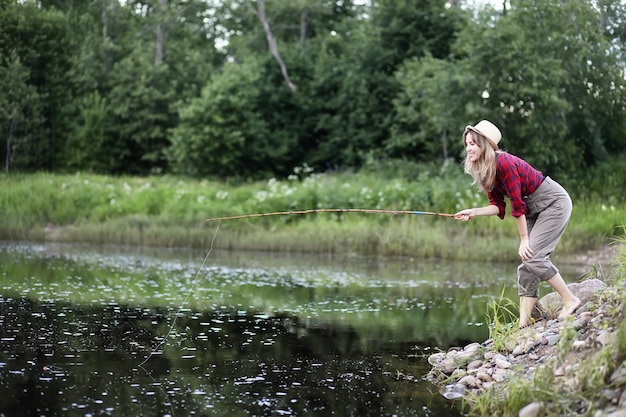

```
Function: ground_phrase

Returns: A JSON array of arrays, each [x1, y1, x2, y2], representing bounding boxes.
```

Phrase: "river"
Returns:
[[0, 241, 582, 416]]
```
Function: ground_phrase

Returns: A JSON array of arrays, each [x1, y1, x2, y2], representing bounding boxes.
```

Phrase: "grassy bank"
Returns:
[[467, 237, 626, 416], [2, 161, 625, 261]]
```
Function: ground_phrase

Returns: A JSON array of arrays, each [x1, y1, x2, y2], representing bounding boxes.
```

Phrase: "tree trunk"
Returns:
[[6, 119, 15, 173], [155, 0, 167, 66], [102, 0, 107, 40], [300, 10, 308, 43], [256, 0, 297, 92]]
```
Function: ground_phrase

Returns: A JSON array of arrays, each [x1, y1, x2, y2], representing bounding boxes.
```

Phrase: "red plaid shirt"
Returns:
[[488, 153, 545, 219]]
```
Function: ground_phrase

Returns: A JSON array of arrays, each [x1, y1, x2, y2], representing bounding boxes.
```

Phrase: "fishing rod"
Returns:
[[205, 208, 455, 222]]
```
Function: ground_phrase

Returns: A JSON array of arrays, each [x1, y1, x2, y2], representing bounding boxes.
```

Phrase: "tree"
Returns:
[[392, 0, 626, 176], [63, 0, 224, 174], [0, 1, 74, 171], [302, 0, 462, 169], [168, 57, 277, 178], [0, 51, 42, 172]]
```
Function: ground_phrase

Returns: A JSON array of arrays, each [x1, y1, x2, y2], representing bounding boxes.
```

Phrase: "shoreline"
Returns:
[[424, 243, 626, 416]]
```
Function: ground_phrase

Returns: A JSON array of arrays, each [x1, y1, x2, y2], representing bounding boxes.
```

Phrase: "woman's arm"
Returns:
[[454, 204, 500, 221], [515, 214, 533, 261]]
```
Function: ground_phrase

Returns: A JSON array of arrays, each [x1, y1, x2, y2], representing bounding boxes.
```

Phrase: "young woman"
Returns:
[[454, 120, 581, 328]]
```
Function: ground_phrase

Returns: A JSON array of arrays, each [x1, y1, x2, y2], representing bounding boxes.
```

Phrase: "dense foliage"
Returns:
[[1, 0, 625, 180]]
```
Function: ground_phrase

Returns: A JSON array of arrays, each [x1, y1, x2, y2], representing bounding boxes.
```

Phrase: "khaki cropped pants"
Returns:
[[517, 177, 572, 297]]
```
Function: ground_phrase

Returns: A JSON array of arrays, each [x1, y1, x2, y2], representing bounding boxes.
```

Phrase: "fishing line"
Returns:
[[375, 214, 397, 244], [134, 221, 221, 416], [138, 220, 221, 368]]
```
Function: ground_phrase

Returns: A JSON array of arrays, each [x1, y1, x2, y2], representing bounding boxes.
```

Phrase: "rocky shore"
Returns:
[[426, 278, 626, 417]]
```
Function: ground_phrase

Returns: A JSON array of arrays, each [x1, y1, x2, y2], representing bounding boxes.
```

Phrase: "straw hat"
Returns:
[[464, 120, 502, 150]]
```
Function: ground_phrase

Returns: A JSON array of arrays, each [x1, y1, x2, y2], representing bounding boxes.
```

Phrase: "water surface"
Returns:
[[0, 242, 580, 416]]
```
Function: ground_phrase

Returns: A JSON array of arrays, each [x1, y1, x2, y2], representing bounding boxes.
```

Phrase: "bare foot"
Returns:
[[558, 297, 581, 320]]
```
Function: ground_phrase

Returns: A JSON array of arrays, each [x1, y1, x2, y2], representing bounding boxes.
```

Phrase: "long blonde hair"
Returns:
[[462, 129, 500, 192]]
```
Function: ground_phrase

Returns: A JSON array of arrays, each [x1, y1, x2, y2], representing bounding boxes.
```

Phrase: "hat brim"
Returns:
[[464, 125, 499, 150]]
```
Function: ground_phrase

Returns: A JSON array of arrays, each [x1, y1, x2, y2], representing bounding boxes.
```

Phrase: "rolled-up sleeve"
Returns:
[[487, 190, 506, 219]]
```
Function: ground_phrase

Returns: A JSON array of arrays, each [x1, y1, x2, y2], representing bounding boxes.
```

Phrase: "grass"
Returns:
[[1, 158, 625, 261], [485, 287, 520, 352]]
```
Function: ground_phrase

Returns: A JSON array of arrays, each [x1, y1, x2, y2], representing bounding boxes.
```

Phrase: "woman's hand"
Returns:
[[454, 208, 475, 221], [519, 236, 533, 261]]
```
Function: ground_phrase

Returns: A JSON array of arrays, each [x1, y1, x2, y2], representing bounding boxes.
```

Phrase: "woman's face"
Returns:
[[464, 132, 483, 162]]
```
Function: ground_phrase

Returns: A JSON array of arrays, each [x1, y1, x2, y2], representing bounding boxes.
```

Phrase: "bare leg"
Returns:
[[546, 273, 581, 319], [519, 296, 538, 328]]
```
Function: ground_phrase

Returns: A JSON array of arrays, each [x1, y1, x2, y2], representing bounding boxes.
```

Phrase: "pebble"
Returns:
[[495, 357, 512, 369], [519, 402, 544, 417]]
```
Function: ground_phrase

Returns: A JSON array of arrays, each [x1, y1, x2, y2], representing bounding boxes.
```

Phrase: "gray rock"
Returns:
[[476, 371, 493, 382], [545, 334, 561, 346], [518, 401, 545, 417], [439, 358, 459, 374], [464, 342, 482, 352], [610, 365, 626, 385], [458, 375, 478, 388], [442, 383, 466, 400], [428, 352, 446, 366], [597, 331, 615, 347], [495, 357, 512, 369], [451, 368, 466, 379], [455, 348, 483, 365], [539, 279, 606, 315], [606, 408, 626, 417], [512, 344, 525, 356]]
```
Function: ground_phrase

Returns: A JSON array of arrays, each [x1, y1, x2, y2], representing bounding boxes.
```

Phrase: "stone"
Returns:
[[442, 383, 466, 400], [512, 344, 525, 356], [451, 368, 466, 379], [464, 342, 482, 352], [597, 331, 615, 347], [467, 360, 483, 371], [554, 366, 565, 377], [604, 389, 623, 402], [539, 279, 606, 315], [573, 313, 592, 330], [545, 334, 561, 346], [476, 371, 493, 382], [606, 408, 626, 417], [493, 368, 507, 382], [439, 358, 459, 374], [484, 351, 498, 360], [523, 339, 539, 353], [610, 365, 626, 385], [428, 352, 446, 366], [458, 375, 478, 388], [518, 401, 545, 417], [455, 348, 483, 365], [495, 357, 512, 369]]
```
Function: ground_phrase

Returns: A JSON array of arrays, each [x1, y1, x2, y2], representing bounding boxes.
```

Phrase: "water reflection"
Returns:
[[0, 242, 580, 416]]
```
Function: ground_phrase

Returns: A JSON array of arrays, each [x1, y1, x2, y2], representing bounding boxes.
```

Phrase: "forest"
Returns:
[[2, 0, 626, 181]]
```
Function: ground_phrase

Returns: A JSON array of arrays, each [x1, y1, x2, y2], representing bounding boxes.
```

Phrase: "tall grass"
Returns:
[[1, 160, 624, 259], [485, 287, 520, 352]]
